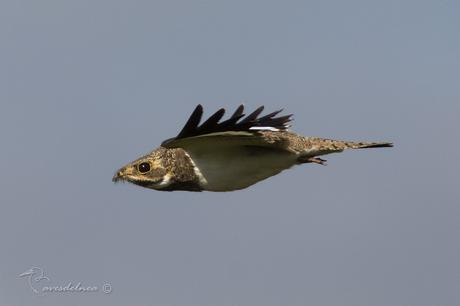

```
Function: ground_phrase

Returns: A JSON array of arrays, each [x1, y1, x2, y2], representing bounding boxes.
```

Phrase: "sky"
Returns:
[[1, 0, 459, 305]]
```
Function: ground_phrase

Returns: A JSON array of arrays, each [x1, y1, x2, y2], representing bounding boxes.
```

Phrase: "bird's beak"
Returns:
[[112, 170, 123, 183], [113, 166, 131, 183], [112, 165, 137, 183]]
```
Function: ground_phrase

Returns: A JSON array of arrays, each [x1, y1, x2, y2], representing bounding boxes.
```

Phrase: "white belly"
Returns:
[[188, 147, 297, 191]]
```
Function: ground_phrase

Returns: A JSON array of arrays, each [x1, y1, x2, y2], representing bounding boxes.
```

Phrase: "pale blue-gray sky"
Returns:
[[1, 0, 459, 305]]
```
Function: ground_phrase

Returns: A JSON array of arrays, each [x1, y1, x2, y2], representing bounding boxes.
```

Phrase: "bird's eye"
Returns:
[[138, 162, 151, 173]]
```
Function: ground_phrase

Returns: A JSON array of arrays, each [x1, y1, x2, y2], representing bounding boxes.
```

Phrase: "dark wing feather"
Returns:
[[162, 104, 292, 146], [196, 108, 225, 135], [215, 104, 245, 130], [257, 109, 284, 121], [175, 104, 203, 139], [230, 104, 245, 119], [240, 106, 264, 124]]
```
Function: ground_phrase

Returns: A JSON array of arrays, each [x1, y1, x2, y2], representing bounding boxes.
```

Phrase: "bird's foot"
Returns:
[[306, 157, 327, 166]]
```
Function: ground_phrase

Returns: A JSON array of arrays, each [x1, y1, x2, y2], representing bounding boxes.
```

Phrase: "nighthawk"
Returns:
[[112, 105, 392, 192]]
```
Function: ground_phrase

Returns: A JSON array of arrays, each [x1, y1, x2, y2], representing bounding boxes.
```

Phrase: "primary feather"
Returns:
[[162, 104, 292, 146]]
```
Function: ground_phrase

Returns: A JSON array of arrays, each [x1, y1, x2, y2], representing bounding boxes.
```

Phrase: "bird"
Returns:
[[112, 105, 392, 192]]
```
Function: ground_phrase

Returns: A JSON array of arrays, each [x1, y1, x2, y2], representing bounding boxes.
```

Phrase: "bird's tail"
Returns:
[[307, 137, 392, 151], [297, 137, 393, 164], [337, 140, 394, 149]]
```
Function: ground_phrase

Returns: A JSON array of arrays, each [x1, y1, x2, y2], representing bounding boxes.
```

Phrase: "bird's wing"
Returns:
[[161, 105, 293, 151]]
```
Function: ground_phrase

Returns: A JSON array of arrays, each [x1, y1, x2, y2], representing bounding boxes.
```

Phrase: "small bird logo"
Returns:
[[113, 105, 392, 192], [19, 267, 50, 294]]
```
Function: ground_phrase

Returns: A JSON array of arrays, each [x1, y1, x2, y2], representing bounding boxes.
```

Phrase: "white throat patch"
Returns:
[[158, 173, 172, 187], [183, 151, 208, 187]]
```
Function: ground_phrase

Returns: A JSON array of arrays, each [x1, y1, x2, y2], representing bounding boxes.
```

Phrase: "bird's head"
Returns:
[[112, 147, 170, 190]]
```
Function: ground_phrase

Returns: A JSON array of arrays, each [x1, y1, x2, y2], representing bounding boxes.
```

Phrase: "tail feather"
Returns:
[[348, 141, 393, 149], [298, 137, 393, 161]]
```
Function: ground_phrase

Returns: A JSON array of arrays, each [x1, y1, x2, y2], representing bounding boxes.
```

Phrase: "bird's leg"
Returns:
[[308, 157, 327, 165], [298, 156, 327, 165]]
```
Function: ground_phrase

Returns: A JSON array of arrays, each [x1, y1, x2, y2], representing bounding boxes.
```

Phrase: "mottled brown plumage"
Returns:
[[113, 105, 392, 192]]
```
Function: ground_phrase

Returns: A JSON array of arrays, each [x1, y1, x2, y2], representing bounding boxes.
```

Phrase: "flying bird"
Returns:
[[112, 105, 392, 192]]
